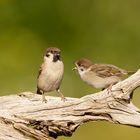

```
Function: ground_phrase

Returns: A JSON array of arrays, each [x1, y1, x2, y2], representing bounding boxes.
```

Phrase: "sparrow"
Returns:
[[73, 58, 135, 92], [36, 47, 65, 103]]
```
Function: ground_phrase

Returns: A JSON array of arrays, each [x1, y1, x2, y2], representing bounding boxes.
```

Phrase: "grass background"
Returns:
[[0, 0, 140, 140]]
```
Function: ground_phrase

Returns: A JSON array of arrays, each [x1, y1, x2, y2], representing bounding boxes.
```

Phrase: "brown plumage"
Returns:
[[45, 47, 61, 54], [91, 64, 134, 78], [36, 47, 65, 102], [75, 58, 93, 69], [74, 58, 135, 90]]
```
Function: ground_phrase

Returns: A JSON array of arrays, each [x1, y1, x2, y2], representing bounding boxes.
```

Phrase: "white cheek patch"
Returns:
[[78, 67, 86, 75], [48, 53, 53, 59], [44, 53, 54, 62]]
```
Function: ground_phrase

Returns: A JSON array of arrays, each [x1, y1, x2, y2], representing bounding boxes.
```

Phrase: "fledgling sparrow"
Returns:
[[36, 47, 65, 103], [73, 58, 135, 91]]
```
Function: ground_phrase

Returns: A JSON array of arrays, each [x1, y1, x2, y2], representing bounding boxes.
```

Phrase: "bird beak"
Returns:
[[72, 67, 77, 71]]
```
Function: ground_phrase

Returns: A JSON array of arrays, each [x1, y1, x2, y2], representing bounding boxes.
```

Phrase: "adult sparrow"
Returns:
[[73, 58, 135, 91], [36, 47, 65, 103]]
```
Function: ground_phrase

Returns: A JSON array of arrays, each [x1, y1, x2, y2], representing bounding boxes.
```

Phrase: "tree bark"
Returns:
[[1, 70, 140, 140]]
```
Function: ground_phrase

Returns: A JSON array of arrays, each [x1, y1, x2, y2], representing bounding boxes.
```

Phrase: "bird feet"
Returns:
[[106, 84, 124, 94], [57, 89, 66, 102], [61, 96, 67, 102], [42, 94, 47, 103], [42, 98, 47, 103]]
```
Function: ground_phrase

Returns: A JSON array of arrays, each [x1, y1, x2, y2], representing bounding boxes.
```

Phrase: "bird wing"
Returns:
[[36, 63, 45, 94], [37, 63, 44, 79], [91, 64, 127, 78]]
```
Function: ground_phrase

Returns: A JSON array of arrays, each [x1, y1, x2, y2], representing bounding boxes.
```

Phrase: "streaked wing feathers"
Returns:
[[37, 63, 44, 79], [91, 64, 127, 78]]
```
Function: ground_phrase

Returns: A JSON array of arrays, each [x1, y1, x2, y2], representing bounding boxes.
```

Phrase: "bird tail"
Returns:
[[127, 70, 136, 75], [36, 87, 42, 94]]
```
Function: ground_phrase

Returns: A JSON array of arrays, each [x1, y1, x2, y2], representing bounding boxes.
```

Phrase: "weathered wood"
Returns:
[[0, 70, 140, 140]]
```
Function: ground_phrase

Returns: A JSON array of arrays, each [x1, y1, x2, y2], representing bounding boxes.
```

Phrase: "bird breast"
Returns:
[[38, 60, 64, 92]]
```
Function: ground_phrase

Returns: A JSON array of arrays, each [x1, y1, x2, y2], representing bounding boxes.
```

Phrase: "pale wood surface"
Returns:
[[0, 70, 140, 140]]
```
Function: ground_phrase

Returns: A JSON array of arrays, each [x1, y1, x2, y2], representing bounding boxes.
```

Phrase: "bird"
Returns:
[[73, 58, 135, 92], [36, 47, 65, 103]]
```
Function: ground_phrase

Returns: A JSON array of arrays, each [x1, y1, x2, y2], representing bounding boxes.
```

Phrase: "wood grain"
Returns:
[[0, 70, 140, 140]]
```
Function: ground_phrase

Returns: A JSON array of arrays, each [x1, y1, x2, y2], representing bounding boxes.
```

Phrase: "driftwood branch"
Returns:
[[1, 70, 140, 140]]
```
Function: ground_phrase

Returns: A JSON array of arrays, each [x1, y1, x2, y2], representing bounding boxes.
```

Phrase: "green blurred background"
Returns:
[[1, 0, 140, 139]]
